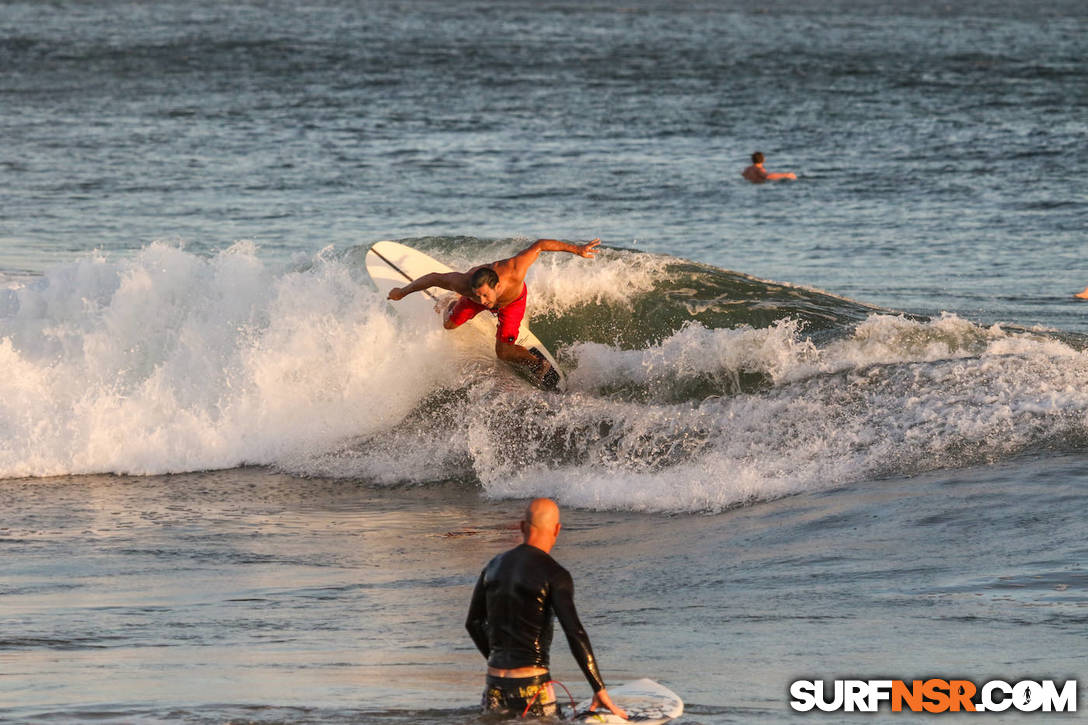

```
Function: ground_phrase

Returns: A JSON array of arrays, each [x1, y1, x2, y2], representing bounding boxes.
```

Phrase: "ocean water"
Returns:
[[1, 0, 1086, 723]]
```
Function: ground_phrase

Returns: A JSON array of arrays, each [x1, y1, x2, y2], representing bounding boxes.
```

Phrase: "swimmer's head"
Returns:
[[751, 151, 764, 164]]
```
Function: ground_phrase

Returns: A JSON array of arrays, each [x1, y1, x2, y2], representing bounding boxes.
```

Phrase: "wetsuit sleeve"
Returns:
[[551, 569, 606, 692], [465, 569, 490, 659]]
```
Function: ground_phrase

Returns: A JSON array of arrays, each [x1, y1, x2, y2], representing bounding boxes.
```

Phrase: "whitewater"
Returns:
[[3, 240, 1087, 515]]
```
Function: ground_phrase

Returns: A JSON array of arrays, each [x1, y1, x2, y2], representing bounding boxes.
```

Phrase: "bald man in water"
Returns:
[[465, 498, 627, 719]]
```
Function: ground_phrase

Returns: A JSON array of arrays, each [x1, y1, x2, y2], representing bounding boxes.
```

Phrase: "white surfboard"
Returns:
[[365, 240, 564, 391], [571, 679, 683, 724]]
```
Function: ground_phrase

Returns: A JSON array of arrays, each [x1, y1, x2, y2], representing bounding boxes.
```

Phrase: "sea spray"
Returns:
[[300, 310, 1088, 512], [0, 243, 456, 477]]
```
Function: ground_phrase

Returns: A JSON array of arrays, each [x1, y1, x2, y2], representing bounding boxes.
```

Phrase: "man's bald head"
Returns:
[[524, 498, 559, 528], [521, 498, 561, 552]]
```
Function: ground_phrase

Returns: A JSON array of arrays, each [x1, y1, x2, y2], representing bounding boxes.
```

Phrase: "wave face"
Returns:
[[3, 239, 1087, 511]]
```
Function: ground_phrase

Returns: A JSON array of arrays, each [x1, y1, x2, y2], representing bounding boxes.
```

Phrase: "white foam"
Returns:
[[0, 242, 456, 478], [566, 318, 813, 396], [566, 312, 1083, 398], [526, 246, 673, 315], [466, 313, 1088, 511], [5, 243, 1088, 514]]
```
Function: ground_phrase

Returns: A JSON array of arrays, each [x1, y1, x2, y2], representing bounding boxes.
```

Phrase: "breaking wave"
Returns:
[[3, 238, 1087, 512]]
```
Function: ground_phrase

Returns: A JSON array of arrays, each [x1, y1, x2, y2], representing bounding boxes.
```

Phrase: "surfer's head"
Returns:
[[470, 267, 500, 307], [751, 151, 764, 165]]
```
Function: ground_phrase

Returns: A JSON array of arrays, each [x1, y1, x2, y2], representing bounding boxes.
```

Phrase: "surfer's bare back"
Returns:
[[387, 238, 600, 383]]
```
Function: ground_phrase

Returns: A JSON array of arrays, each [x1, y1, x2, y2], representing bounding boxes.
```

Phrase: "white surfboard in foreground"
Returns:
[[571, 678, 683, 724]]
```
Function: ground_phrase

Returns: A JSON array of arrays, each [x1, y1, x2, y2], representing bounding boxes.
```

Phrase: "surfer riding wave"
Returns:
[[386, 238, 600, 385]]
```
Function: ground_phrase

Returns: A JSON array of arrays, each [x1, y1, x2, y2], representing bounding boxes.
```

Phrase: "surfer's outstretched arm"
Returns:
[[388, 271, 466, 300], [532, 238, 600, 258], [504, 238, 600, 275]]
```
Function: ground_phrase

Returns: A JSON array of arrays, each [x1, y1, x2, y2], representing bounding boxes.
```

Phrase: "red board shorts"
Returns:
[[447, 283, 528, 344]]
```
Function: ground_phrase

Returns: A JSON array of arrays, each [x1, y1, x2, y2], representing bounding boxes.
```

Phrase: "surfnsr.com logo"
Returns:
[[789, 679, 1078, 713]]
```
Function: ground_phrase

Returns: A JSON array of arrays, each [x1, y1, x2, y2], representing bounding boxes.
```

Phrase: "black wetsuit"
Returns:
[[465, 543, 605, 695]]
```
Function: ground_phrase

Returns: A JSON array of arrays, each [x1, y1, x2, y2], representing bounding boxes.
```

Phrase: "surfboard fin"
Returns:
[[528, 348, 561, 391]]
